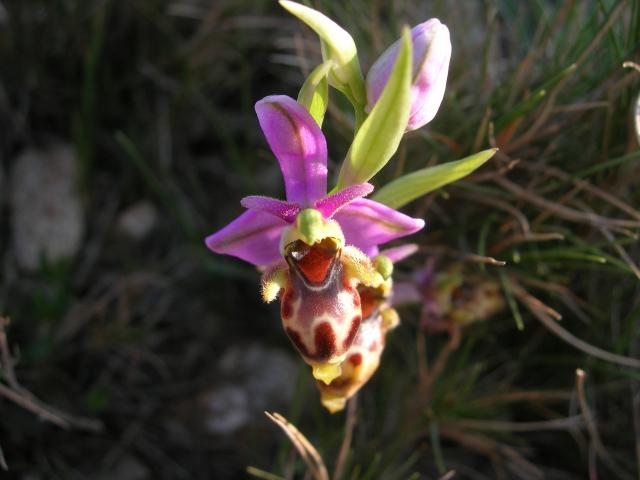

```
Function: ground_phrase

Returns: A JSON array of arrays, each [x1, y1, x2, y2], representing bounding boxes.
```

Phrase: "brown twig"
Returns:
[[0, 316, 103, 433], [332, 395, 357, 480], [265, 412, 329, 480], [511, 284, 640, 369], [419, 325, 461, 403], [495, 177, 640, 230]]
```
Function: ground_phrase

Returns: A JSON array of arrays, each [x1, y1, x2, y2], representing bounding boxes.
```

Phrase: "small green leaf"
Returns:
[[372, 148, 498, 208], [335, 27, 413, 190], [297, 61, 332, 127], [280, 1, 365, 106]]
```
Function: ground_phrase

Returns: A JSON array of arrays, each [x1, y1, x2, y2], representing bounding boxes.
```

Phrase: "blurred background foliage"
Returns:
[[0, 0, 639, 479]]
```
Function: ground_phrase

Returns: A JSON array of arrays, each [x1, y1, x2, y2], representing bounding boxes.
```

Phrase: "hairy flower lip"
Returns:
[[358, 284, 386, 319]]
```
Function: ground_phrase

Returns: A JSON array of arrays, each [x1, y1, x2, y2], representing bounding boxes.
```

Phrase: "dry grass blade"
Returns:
[[511, 283, 640, 369], [332, 396, 357, 480], [265, 412, 329, 480], [462, 254, 506, 266], [472, 106, 492, 152], [455, 190, 530, 234], [0, 317, 19, 389], [489, 232, 564, 256], [0, 317, 103, 432], [420, 246, 505, 266], [623, 61, 640, 74], [503, 1, 626, 153], [632, 386, 640, 479], [552, 101, 610, 113], [246, 466, 286, 480], [440, 426, 543, 480], [494, 177, 640, 230], [472, 390, 572, 406], [56, 273, 167, 343], [447, 415, 584, 432], [514, 286, 563, 321], [620, 62, 640, 147], [575, 370, 634, 480], [596, 225, 640, 280], [516, 276, 592, 320], [418, 326, 461, 404], [438, 470, 456, 480], [467, 158, 520, 183], [0, 377, 103, 433], [0, 443, 7, 471], [518, 161, 640, 221], [0, 383, 70, 429]]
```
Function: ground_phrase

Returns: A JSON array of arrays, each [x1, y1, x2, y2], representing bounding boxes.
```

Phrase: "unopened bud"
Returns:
[[366, 19, 451, 131]]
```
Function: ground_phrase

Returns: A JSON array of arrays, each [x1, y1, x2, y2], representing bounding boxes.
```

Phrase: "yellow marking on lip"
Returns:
[[312, 363, 342, 385]]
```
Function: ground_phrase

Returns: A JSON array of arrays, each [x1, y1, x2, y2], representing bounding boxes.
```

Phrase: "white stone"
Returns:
[[10, 145, 84, 270], [219, 343, 297, 411], [203, 386, 251, 435], [97, 455, 149, 480], [201, 344, 298, 435], [116, 201, 158, 240]]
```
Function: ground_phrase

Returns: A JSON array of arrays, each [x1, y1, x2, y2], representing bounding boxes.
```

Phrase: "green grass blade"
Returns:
[[335, 27, 413, 190], [298, 61, 332, 127], [499, 270, 524, 331], [372, 149, 497, 208]]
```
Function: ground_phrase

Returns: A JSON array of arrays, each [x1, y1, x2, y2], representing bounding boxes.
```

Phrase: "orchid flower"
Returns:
[[419, 265, 505, 332], [205, 3, 495, 395], [392, 260, 505, 333], [205, 96, 424, 383], [316, 245, 418, 412]]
